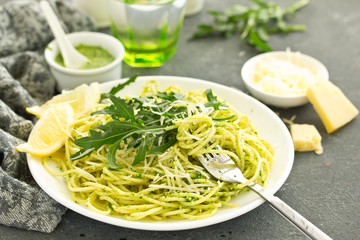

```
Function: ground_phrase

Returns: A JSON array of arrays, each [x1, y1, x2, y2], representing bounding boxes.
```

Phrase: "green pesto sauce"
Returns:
[[55, 44, 115, 69]]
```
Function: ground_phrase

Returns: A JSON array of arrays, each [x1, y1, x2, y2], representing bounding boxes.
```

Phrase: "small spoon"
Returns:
[[40, 0, 88, 69]]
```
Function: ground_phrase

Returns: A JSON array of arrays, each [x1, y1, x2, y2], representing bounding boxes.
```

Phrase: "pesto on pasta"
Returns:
[[43, 80, 274, 221]]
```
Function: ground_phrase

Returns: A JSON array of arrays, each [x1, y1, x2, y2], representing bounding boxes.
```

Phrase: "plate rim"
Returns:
[[27, 75, 294, 231]]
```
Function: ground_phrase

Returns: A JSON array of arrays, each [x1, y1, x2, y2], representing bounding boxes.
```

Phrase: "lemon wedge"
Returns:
[[26, 82, 100, 118], [16, 104, 74, 156]]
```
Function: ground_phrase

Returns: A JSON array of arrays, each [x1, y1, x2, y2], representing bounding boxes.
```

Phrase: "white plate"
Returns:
[[27, 76, 294, 231]]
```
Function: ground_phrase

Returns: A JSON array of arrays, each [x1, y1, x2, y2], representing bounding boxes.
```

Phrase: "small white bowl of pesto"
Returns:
[[45, 31, 125, 91]]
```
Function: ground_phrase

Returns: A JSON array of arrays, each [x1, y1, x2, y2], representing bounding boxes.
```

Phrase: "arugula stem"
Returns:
[[192, 0, 309, 52], [284, 0, 310, 15], [267, 24, 307, 33]]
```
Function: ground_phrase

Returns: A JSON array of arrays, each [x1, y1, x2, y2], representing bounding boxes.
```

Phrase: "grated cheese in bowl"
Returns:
[[253, 50, 320, 96], [241, 49, 329, 108]]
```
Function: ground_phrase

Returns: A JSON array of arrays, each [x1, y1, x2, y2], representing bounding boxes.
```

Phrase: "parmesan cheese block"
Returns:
[[307, 80, 358, 133], [290, 124, 323, 154]]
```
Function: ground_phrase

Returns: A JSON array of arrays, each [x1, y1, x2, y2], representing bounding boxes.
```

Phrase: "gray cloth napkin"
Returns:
[[0, 0, 96, 233]]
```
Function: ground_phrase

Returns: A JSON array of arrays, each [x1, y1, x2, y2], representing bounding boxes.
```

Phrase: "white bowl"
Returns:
[[241, 51, 329, 108], [185, 0, 205, 16], [45, 31, 125, 91]]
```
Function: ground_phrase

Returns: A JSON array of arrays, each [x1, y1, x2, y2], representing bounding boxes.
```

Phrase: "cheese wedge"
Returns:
[[290, 124, 323, 154], [307, 80, 358, 133]]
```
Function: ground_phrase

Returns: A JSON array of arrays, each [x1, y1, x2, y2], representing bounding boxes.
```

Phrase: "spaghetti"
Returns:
[[44, 80, 274, 221]]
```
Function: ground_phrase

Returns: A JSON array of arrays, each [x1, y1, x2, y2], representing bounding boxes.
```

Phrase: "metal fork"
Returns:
[[197, 148, 332, 240]]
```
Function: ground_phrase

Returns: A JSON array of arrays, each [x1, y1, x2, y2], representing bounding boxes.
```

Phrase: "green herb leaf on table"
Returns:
[[192, 0, 309, 52]]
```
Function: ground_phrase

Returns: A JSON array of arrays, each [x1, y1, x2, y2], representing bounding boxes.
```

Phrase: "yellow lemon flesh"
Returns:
[[26, 82, 100, 118], [16, 104, 74, 156]]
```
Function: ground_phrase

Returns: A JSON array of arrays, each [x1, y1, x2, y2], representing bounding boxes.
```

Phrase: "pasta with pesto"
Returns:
[[43, 80, 274, 221]]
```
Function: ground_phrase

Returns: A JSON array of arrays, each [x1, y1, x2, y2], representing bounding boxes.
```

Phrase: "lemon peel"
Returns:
[[26, 82, 100, 118], [16, 104, 74, 156]]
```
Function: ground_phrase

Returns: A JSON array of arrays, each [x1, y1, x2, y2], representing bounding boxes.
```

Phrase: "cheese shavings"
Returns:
[[252, 50, 319, 96]]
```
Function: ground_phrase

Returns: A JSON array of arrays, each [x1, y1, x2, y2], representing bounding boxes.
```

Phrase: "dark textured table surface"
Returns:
[[1, 0, 359, 239]]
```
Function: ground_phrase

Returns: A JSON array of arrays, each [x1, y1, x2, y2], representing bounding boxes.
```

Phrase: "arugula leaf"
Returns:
[[248, 29, 272, 52], [70, 147, 96, 161], [204, 89, 228, 110], [100, 74, 138, 101], [285, 0, 310, 16], [155, 91, 185, 101], [71, 87, 236, 168], [127, 136, 142, 149], [212, 115, 235, 121], [110, 74, 138, 95], [71, 120, 143, 160], [107, 139, 124, 169], [150, 137, 177, 155], [109, 95, 136, 121], [70, 91, 188, 168], [191, 0, 309, 52], [132, 134, 154, 166]]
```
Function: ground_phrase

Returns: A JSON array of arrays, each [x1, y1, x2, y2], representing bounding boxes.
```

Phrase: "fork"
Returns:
[[197, 148, 333, 240]]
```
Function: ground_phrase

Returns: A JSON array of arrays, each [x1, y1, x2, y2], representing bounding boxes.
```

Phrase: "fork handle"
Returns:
[[249, 183, 333, 240]]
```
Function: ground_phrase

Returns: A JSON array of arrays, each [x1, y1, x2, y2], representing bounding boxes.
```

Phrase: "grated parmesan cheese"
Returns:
[[252, 49, 320, 96]]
